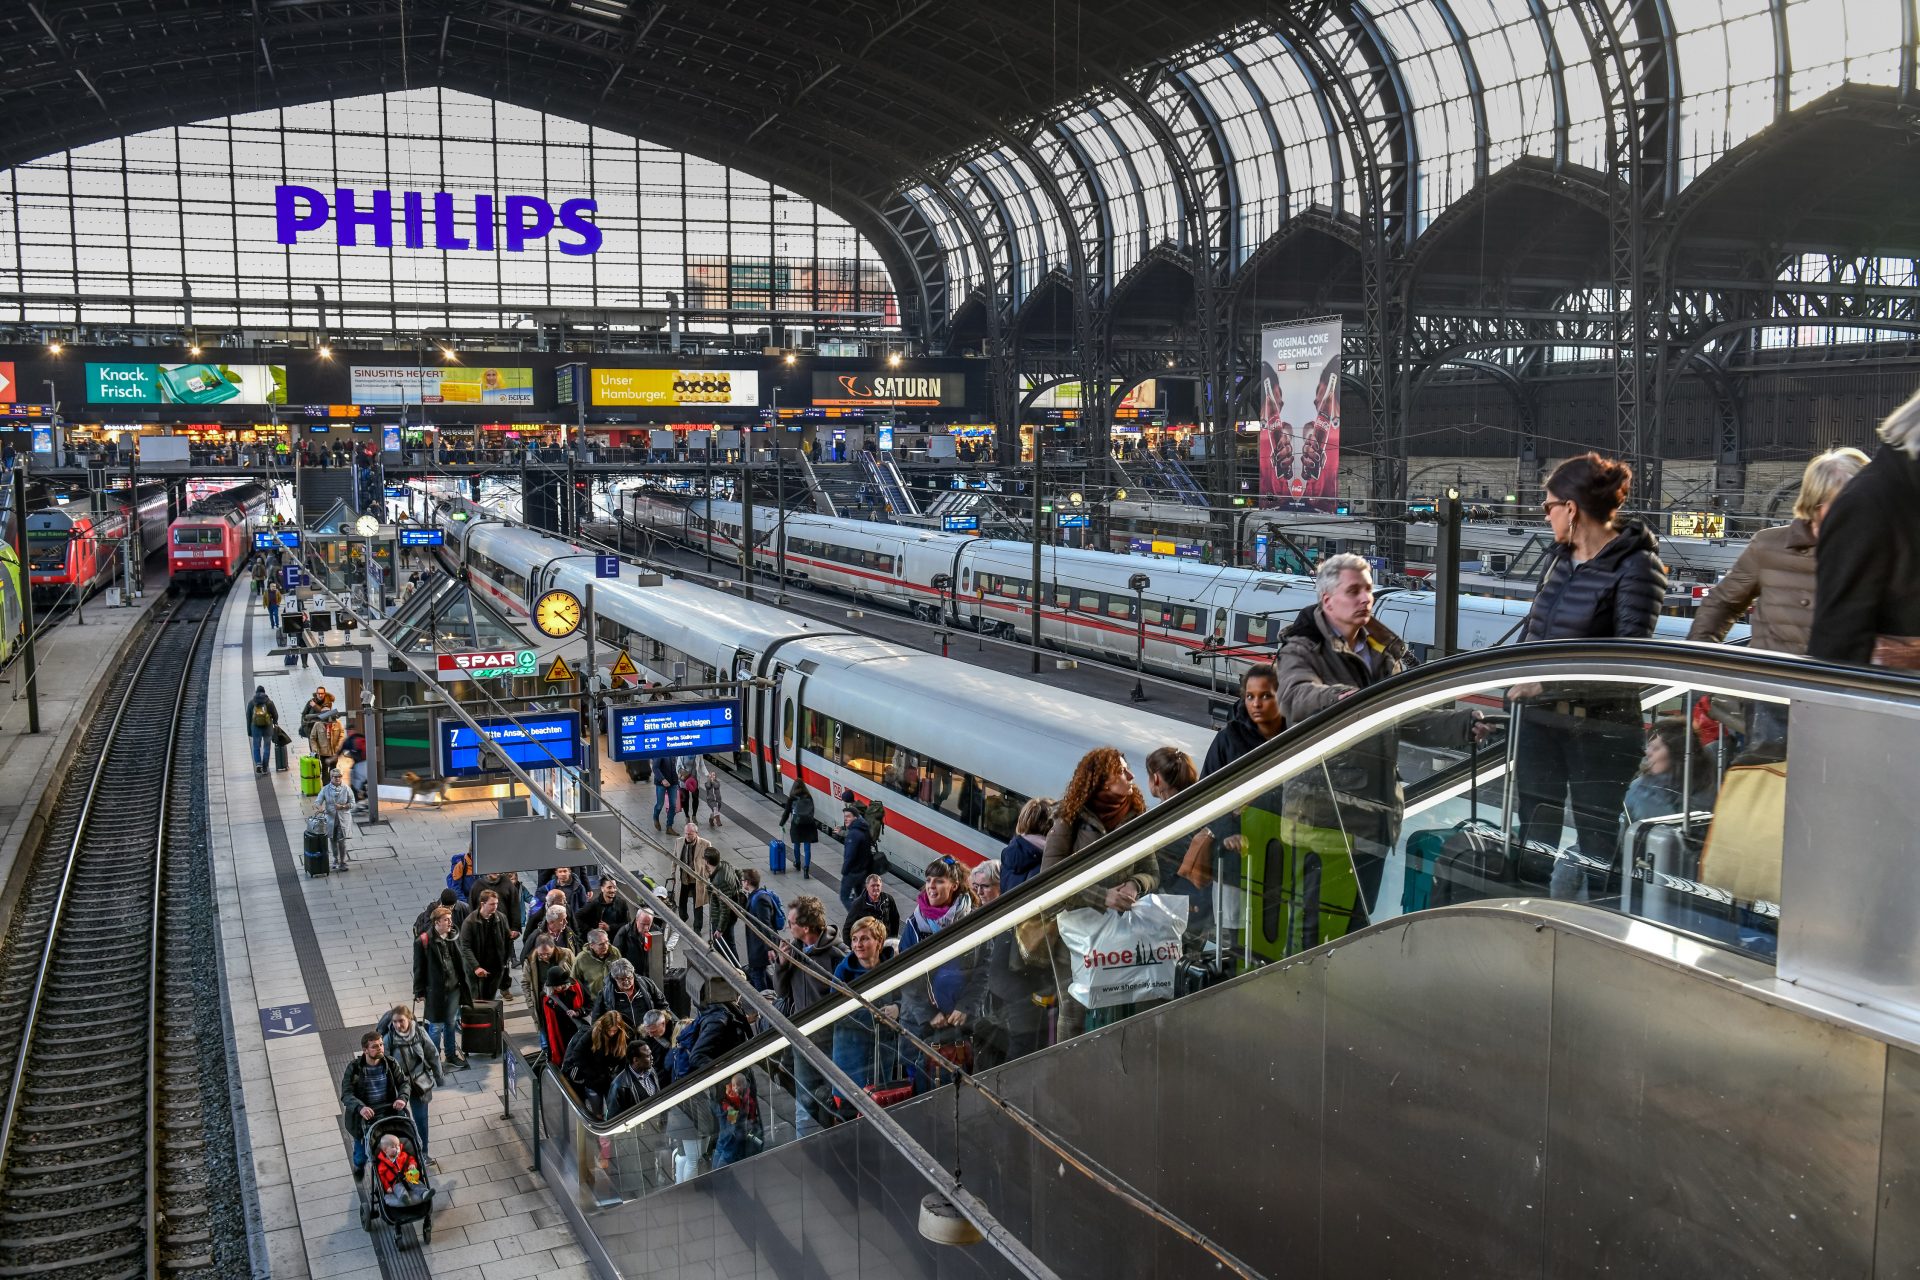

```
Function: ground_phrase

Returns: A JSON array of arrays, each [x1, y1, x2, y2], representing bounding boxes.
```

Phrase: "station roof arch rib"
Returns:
[[1228, 210, 1368, 322], [1105, 249, 1198, 342], [1407, 157, 1613, 312], [1668, 85, 1920, 266]]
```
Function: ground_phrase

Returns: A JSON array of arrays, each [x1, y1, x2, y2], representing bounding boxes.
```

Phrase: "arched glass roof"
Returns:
[[907, 0, 1913, 305]]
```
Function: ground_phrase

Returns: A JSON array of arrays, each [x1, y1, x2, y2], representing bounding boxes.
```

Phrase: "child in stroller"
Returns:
[[359, 1113, 435, 1245]]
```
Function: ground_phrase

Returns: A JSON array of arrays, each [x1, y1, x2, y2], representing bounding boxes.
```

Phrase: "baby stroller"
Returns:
[[358, 1112, 435, 1246]]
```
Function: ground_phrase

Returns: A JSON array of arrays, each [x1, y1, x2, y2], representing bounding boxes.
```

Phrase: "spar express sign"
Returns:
[[437, 649, 538, 679], [275, 186, 602, 256]]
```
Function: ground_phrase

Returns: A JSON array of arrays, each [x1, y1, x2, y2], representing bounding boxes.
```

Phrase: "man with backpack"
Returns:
[[702, 848, 745, 965], [836, 802, 877, 910], [246, 686, 279, 775], [740, 869, 785, 990], [664, 976, 755, 1082]]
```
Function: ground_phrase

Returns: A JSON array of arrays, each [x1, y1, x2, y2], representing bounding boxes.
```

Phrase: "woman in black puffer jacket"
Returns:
[[1513, 453, 1669, 900]]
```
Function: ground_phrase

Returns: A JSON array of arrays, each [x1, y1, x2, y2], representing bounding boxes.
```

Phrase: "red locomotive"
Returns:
[[167, 482, 274, 593], [26, 484, 170, 607]]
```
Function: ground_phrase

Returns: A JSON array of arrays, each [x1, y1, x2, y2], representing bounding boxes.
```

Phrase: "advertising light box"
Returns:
[[87, 362, 287, 405], [438, 711, 581, 777], [349, 366, 535, 406], [590, 369, 760, 408], [608, 700, 741, 762], [812, 371, 966, 407]]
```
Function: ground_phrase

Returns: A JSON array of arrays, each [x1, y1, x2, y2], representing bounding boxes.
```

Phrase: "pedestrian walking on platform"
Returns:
[[246, 686, 279, 775], [340, 1031, 410, 1179], [457, 887, 514, 1003], [316, 767, 355, 871], [701, 758, 723, 829], [413, 905, 470, 1067], [382, 1003, 446, 1158], [263, 579, 283, 631], [250, 557, 266, 599]]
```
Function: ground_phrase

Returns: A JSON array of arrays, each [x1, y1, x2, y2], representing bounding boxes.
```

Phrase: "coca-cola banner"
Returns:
[[1257, 318, 1341, 509]]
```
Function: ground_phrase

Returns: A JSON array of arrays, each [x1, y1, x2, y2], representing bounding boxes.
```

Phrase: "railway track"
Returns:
[[0, 594, 232, 1279]]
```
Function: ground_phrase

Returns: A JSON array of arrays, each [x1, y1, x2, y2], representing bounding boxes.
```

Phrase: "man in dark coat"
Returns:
[[843, 874, 901, 939], [457, 888, 515, 1002], [577, 876, 632, 938], [1811, 426, 1920, 666], [1269, 554, 1477, 938], [836, 807, 876, 909], [591, 958, 668, 1033], [339, 1031, 411, 1177], [413, 904, 473, 1066]]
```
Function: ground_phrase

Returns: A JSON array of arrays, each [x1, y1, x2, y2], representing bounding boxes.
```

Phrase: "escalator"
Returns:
[[531, 642, 1920, 1278]]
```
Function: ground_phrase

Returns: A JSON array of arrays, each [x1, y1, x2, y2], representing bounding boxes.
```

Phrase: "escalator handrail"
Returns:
[[563, 639, 1920, 1138]]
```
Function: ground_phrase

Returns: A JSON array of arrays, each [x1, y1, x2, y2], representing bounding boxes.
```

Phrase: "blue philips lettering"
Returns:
[[275, 184, 330, 244], [401, 191, 426, 249], [333, 187, 394, 247], [504, 195, 555, 252], [430, 192, 471, 250], [555, 199, 602, 256], [267, 185, 600, 254]]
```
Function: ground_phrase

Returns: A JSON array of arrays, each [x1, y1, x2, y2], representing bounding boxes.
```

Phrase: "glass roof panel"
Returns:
[[1784, 0, 1906, 108]]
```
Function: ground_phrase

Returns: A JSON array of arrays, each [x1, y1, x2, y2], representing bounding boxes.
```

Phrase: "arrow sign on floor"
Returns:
[[258, 1003, 316, 1038]]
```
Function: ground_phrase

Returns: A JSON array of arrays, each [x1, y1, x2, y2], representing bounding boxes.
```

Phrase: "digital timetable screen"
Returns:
[[438, 712, 581, 777], [608, 700, 741, 761]]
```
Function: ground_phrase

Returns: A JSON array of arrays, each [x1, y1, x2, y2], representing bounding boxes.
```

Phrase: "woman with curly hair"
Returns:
[[1038, 747, 1158, 1039]]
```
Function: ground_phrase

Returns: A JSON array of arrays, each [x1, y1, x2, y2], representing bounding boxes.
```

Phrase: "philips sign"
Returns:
[[274, 186, 602, 256]]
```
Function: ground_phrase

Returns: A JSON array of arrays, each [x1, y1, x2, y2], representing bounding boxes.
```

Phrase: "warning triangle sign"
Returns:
[[607, 650, 639, 682], [542, 654, 576, 683]]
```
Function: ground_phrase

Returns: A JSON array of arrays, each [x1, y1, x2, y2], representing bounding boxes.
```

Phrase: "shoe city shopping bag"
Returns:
[[1055, 894, 1188, 1010]]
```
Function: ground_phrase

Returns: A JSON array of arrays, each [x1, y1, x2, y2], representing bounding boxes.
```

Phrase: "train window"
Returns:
[[1236, 614, 1273, 645], [172, 527, 222, 545], [1172, 606, 1202, 633], [1211, 608, 1228, 641], [781, 700, 794, 750], [960, 569, 971, 591], [1075, 589, 1101, 614], [1105, 595, 1134, 621], [980, 782, 1022, 842]]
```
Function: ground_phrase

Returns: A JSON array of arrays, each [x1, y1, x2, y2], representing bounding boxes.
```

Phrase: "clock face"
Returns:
[[534, 589, 582, 638]]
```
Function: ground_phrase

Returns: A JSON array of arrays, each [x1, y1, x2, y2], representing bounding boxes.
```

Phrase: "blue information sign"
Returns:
[[256, 530, 301, 549], [595, 554, 620, 579], [384, 485, 410, 499], [1056, 513, 1089, 529], [398, 528, 444, 547], [281, 564, 305, 590], [608, 701, 741, 762], [941, 515, 980, 532], [438, 712, 582, 778]]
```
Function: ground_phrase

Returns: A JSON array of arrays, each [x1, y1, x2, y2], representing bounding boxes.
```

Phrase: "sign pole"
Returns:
[[12, 463, 40, 734], [582, 582, 598, 814], [361, 644, 383, 827]]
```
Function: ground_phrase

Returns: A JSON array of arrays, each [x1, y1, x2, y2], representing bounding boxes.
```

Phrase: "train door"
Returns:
[[735, 647, 772, 792], [778, 672, 812, 799]]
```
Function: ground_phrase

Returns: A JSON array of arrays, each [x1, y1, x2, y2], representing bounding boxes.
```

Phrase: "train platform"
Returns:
[[0, 583, 168, 928], [203, 583, 876, 1280]]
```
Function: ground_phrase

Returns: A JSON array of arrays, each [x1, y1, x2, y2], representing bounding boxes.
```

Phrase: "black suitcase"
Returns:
[[460, 998, 504, 1058], [664, 970, 691, 1019], [302, 829, 329, 878]]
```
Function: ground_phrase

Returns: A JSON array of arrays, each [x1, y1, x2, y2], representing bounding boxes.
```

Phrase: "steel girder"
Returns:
[[1567, 0, 1679, 502]]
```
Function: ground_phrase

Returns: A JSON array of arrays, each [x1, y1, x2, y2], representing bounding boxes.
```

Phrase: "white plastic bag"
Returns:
[[1055, 894, 1187, 1009]]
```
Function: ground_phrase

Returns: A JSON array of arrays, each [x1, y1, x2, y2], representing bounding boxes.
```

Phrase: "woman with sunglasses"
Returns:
[[1511, 452, 1669, 901]]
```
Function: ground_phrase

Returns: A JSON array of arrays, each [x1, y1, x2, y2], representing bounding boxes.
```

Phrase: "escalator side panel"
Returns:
[[1322, 913, 1554, 1278], [1878, 1046, 1920, 1273], [1544, 928, 1885, 1279]]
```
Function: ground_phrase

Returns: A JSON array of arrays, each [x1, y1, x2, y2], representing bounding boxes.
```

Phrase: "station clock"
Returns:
[[533, 588, 583, 639]]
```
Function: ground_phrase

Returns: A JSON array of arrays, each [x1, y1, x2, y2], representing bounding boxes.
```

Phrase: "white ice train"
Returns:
[[442, 507, 1213, 869], [624, 495, 1739, 687]]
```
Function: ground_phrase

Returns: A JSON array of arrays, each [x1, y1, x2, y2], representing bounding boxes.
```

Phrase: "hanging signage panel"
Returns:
[[437, 711, 582, 777], [87, 362, 287, 405], [607, 701, 742, 762], [436, 649, 538, 679], [348, 366, 535, 406], [589, 369, 760, 407], [1257, 318, 1342, 511], [811, 372, 965, 407]]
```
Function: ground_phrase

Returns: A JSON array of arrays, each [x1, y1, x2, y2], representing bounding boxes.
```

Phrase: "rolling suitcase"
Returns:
[[302, 827, 330, 877], [768, 839, 786, 874], [299, 755, 322, 797], [664, 969, 691, 1018], [459, 998, 504, 1058], [274, 735, 290, 773]]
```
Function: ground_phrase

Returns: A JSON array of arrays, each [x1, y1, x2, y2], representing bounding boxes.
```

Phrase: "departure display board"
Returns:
[[608, 701, 741, 761], [438, 711, 581, 777]]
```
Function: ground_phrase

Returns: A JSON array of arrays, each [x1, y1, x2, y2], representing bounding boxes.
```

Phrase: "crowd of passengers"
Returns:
[[341, 396, 1920, 1175]]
